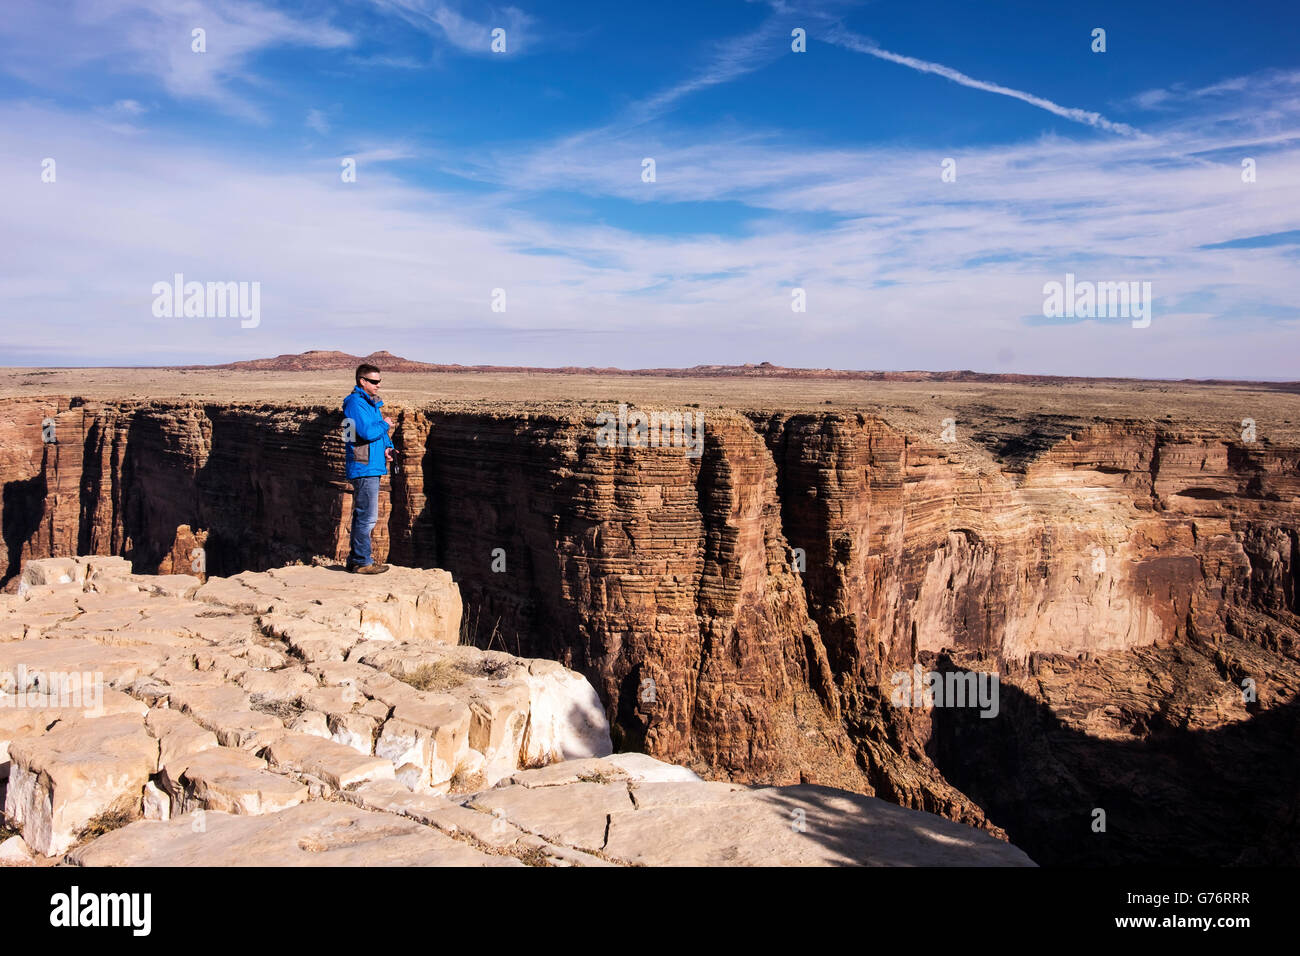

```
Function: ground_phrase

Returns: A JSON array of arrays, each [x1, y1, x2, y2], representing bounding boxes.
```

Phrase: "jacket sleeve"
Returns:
[[343, 394, 390, 443]]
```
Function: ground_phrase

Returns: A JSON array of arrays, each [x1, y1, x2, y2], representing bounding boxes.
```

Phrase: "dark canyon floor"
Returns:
[[3, 366, 1299, 865]]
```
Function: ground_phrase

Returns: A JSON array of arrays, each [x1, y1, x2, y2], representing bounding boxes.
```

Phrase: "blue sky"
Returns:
[[0, 0, 1298, 376]]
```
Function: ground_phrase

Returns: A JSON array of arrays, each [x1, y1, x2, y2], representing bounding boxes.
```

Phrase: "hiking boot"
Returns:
[[353, 563, 389, 574]]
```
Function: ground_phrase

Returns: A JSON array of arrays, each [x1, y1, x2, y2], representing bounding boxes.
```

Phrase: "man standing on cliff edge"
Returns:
[[342, 363, 394, 574]]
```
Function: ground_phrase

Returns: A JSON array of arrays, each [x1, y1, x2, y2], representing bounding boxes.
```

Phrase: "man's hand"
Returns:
[[383, 416, 393, 427], [385, 447, 393, 463]]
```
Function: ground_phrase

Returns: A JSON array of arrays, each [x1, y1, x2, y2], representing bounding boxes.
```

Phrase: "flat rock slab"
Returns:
[[264, 733, 394, 789], [603, 784, 1036, 866], [66, 801, 521, 866], [344, 779, 527, 849], [459, 772, 1034, 866], [0, 639, 168, 689], [175, 747, 308, 815], [195, 565, 461, 645], [468, 782, 635, 851], [504, 756, 631, 788]]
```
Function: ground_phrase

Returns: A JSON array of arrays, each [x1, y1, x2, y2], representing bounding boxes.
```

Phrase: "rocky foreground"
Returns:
[[0, 558, 1030, 866]]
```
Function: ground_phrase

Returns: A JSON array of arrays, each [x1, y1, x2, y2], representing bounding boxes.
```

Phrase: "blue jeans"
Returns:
[[349, 476, 380, 567]]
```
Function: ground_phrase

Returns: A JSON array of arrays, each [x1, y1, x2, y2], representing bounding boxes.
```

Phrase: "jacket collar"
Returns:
[[351, 384, 382, 407]]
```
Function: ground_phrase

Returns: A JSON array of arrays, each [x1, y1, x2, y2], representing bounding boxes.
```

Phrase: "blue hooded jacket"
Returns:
[[342, 385, 394, 479]]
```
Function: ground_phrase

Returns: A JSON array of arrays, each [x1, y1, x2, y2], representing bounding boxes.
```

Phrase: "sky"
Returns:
[[0, 0, 1297, 377]]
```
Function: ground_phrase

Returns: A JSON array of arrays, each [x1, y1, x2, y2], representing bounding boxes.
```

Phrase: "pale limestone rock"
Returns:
[[263, 733, 394, 789], [456, 678, 531, 785], [164, 683, 284, 749], [142, 780, 171, 821], [1, 691, 149, 781], [260, 614, 360, 663], [343, 779, 527, 848], [81, 556, 134, 578], [0, 834, 35, 866], [625, 780, 748, 809], [374, 717, 430, 775], [520, 659, 613, 764], [197, 565, 462, 645], [20, 558, 84, 589], [390, 696, 472, 788], [394, 763, 427, 791], [175, 747, 308, 815], [4, 712, 157, 856], [289, 711, 331, 739], [300, 685, 365, 717], [468, 781, 634, 850], [66, 801, 522, 867], [601, 784, 1034, 866], [237, 668, 318, 706], [232, 643, 288, 670], [504, 756, 630, 789], [138, 575, 203, 599], [0, 638, 167, 690], [602, 752, 702, 783], [149, 660, 228, 688], [144, 707, 219, 774], [328, 712, 377, 755]]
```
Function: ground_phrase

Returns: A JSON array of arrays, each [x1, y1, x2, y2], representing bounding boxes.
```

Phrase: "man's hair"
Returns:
[[356, 363, 380, 385]]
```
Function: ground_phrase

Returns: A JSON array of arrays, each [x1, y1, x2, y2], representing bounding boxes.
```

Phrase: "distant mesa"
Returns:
[[177, 350, 1300, 390]]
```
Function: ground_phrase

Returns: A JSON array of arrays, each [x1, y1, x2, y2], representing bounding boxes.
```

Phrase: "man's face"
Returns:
[[359, 372, 382, 398]]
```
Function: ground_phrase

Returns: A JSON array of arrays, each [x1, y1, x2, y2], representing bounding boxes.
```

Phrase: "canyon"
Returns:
[[2, 372, 1298, 865]]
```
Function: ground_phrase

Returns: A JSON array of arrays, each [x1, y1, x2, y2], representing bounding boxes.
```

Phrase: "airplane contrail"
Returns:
[[829, 28, 1141, 137]]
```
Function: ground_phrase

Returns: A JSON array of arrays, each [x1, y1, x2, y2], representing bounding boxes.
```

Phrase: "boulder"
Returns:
[[4, 712, 157, 856]]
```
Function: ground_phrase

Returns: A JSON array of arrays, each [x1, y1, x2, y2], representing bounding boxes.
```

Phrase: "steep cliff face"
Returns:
[[3, 397, 1298, 862], [752, 414, 1300, 861]]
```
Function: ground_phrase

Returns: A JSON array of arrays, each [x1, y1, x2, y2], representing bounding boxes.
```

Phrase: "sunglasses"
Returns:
[[363, 378, 382, 385]]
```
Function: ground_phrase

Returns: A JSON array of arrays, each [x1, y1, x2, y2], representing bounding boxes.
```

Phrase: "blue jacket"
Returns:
[[342, 386, 394, 479]]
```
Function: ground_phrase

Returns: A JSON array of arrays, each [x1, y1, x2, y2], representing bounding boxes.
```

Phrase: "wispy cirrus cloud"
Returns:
[[2, 65, 1298, 377], [365, 0, 537, 55], [0, 0, 352, 120], [305, 108, 330, 135]]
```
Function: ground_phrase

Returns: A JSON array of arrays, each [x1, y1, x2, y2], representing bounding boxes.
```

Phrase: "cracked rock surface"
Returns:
[[2, 558, 1031, 866]]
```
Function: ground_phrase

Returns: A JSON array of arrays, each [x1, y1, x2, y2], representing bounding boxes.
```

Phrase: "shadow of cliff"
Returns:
[[920, 655, 1300, 866], [413, 413, 589, 665], [120, 407, 346, 575], [2, 473, 46, 586], [751, 783, 1030, 866]]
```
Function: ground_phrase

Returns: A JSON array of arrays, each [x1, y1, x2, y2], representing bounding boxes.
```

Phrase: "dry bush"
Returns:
[[398, 659, 465, 693]]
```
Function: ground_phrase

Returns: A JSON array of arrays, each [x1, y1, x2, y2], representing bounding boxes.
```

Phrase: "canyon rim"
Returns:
[[3, 362, 1297, 867]]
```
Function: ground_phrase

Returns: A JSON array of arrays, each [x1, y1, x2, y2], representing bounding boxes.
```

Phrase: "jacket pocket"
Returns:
[[353, 441, 370, 464]]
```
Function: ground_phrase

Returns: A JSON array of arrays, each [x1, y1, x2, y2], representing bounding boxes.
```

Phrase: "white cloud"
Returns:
[[366, 0, 537, 55], [306, 108, 330, 135], [2, 73, 1299, 379], [0, 0, 352, 119]]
